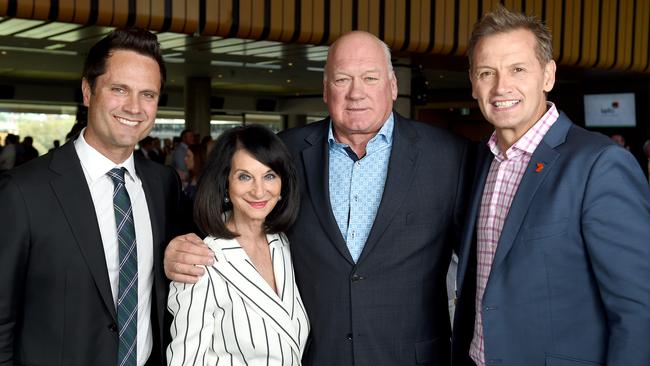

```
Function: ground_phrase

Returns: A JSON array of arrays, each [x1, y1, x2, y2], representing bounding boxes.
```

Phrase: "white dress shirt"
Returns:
[[75, 129, 154, 366]]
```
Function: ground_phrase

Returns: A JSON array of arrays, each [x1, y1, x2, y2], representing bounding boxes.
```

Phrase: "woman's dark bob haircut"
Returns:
[[194, 124, 299, 238]]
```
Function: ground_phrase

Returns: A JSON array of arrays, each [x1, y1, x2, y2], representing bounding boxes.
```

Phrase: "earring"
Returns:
[[224, 196, 230, 203], [278, 195, 282, 201]]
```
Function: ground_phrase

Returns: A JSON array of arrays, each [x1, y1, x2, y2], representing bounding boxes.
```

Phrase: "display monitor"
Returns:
[[583, 93, 636, 127]]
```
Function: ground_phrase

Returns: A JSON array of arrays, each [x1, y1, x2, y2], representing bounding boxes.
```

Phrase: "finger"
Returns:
[[164, 261, 205, 279], [168, 273, 202, 284], [179, 251, 214, 266]]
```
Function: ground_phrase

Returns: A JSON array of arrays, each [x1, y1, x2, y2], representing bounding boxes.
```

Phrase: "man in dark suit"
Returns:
[[0, 29, 185, 366], [164, 31, 471, 365], [452, 7, 650, 366]]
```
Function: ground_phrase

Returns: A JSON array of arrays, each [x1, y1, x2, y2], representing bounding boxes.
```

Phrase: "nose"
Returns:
[[494, 73, 512, 94], [123, 94, 142, 114], [250, 179, 265, 198], [347, 77, 365, 100]]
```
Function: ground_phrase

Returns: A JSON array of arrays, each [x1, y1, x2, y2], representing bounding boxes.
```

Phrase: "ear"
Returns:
[[543, 60, 556, 93], [81, 78, 92, 107], [390, 71, 398, 101], [322, 78, 328, 104], [469, 70, 478, 100]]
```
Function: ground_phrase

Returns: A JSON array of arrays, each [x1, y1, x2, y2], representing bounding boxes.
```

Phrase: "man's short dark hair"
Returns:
[[194, 125, 299, 238], [82, 28, 166, 92]]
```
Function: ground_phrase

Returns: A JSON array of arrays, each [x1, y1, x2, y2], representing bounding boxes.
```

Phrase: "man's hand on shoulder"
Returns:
[[164, 233, 214, 283]]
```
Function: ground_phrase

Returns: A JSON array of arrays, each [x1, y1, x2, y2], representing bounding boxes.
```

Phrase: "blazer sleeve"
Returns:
[[166, 267, 217, 366], [581, 145, 650, 365], [0, 175, 30, 365]]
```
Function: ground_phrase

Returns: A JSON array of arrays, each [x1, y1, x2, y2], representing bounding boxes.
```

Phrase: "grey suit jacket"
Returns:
[[279, 113, 472, 366], [0, 141, 186, 366]]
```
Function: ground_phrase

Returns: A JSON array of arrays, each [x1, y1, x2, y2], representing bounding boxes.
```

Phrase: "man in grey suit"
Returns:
[[0, 29, 186, 366], [165, 31, 471, 365]]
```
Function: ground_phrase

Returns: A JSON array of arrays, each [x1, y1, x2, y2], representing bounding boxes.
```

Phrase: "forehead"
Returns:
[[472, 29, 538, 65], [327, 36, 387, 73], [101, 50, 161, 87]]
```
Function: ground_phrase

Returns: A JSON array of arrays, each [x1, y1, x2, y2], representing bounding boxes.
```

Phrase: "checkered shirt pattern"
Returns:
[[328, 115, 393, 262], [469, 104, 559, 366]]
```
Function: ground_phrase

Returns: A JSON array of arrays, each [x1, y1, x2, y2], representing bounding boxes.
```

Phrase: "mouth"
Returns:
[[115, 115, 141, 127], [247, 200, 268, 209], [346, 107, 369, 112], [492, 99, 521, 109]]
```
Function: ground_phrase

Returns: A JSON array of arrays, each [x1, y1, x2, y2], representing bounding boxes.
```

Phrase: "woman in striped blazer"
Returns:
[[167, 125, 309, 365]]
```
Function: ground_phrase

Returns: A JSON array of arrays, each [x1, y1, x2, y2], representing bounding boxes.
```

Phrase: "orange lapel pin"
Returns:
[[535, 162, 544, 173]]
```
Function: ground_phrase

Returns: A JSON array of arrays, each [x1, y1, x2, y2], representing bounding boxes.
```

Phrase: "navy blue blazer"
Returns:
[[452, 112, 650, 366], [280, 113, 472, 366]]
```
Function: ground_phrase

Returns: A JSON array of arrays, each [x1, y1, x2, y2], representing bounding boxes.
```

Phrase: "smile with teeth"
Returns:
[[493, 100, 520, 108], [248, 200, 268, 209], [115, 116, 140, 126]]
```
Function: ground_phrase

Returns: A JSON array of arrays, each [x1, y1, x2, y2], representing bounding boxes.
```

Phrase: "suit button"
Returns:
[[108, 323, 118, 332], [351, 274, 365, 282], [346, 333, 353, 340]]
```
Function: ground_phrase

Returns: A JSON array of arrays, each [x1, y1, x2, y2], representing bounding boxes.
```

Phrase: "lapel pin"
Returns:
[[535, 162, 544, 173]]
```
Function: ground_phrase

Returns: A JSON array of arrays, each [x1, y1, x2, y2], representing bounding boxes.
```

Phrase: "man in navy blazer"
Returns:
[[165, 31, 472, 365], [452, 7, 650, 366], [0, 29, 186, 366]]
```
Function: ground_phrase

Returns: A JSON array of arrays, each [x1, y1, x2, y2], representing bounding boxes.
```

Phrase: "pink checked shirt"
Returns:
[[469, 103, 559, 366]]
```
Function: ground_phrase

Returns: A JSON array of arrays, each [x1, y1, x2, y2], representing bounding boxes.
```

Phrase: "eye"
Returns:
[[513, 67, 525, 73], [333, 77, 350, 86], [237, 173, 251, 181], [364, 76, 379, 84], [478, 70, 494, 79], [111, 86, 127, 94], [264, 172, 277, 181], [142, 91, 157, 100]]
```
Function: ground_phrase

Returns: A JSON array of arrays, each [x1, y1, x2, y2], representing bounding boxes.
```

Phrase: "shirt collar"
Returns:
[[487, 102, 559, 160], [74, 127, 137, 183], [327, 112, 395, 148]]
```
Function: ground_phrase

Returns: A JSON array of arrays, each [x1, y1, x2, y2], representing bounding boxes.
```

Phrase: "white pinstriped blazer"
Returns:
[[167, 233, 310, 366]]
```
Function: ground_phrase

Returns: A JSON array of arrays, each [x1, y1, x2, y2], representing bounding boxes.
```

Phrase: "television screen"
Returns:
[[583, 93, 636, 127]]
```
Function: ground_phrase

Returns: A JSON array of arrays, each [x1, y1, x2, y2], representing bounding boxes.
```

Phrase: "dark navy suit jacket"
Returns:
[[0, 141, 186, 366], [452, 112, 650, 366], [280, 113, 472, 366]]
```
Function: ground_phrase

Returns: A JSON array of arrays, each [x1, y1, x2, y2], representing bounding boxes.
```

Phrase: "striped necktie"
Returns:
[[107, 167, 138, 366]]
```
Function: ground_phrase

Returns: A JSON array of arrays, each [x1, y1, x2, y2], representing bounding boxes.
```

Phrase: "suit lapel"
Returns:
[[301, 122, 353, 264], [209, 235, 302, 357], [457, 142, 492, 292], [49, 143, 117, 320], [490, 115, 570, 273], [358, 114, 418, 263], [134, 157, 166, 340]]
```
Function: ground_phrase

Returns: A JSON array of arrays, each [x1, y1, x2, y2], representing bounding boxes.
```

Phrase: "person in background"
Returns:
[[182, 143, 207, 201], [0, 133, 19, 171], [164, 30, 471, 366], [171, 129, 193, 179], [167, 124, 309, 365], [0, 28, 187, 366], [49, 139, 61, 152], [452, 7, 650, 366]]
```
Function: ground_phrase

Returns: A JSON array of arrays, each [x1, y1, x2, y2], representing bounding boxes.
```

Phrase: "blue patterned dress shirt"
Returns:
[[328, 114, 394, 262]]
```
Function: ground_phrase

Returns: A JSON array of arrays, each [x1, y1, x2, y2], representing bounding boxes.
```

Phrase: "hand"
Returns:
[[164, 233, 214, 283]]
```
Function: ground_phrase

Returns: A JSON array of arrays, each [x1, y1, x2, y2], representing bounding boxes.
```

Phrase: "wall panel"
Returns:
[[0, 0, 647, 73]]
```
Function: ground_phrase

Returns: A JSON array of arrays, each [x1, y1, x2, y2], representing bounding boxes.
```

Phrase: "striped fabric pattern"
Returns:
[[167, 233, 309, 366], [107, 167, 138, 366]]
